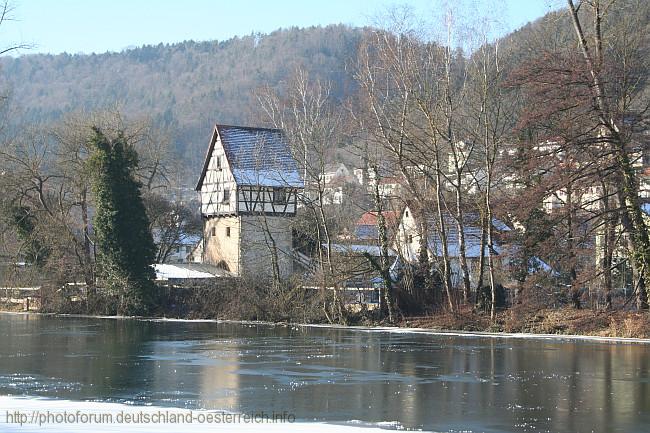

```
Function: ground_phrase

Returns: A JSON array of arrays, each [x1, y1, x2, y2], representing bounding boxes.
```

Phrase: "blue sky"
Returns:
[[2, 1, 561, 56]]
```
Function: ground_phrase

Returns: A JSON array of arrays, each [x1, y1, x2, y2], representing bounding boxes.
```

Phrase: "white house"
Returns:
[[394, 204, 511, 287], [322, 179, 346, 205], [321, 163, 352, 184], [164, 235, 201, 264], [353, 167, 365, 186]]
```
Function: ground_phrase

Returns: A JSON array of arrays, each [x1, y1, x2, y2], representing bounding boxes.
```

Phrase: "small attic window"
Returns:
[[216, 155, 222, 169], [405, 210, 409, 217], [222, 188, 230, 203]]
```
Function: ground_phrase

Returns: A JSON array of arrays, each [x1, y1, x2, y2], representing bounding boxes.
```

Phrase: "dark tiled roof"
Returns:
[[196, 124, 304, 189]]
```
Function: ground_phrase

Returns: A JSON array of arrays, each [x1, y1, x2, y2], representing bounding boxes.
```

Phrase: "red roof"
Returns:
[[356, 211, 398, 227], [378, 176, 404, 185]]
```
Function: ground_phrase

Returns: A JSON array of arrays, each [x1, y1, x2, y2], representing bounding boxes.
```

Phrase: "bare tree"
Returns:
[[258, 70, 352, 323]]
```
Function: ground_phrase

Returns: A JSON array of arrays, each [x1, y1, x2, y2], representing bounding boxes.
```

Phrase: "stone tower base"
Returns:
[[203, 215, 293, 280]]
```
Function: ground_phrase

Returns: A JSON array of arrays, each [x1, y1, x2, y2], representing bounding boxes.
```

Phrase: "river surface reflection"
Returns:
[[0, 313, 648, 432]]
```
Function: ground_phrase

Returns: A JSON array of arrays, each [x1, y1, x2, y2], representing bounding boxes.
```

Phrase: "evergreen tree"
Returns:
[[88, 127, 157, 315], [8, 205, 50, 268]]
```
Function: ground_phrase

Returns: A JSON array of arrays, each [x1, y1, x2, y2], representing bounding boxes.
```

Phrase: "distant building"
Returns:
[[165, 235, 201, 264], [321, 163, 352, 184], [394, 204, 511, 288], [322, 179, 346, 205], [187, 239, 203, 264], [195, 124, 304, 279], [353, 167, 366, 186], [354, 211, 399, 241], [153, 230, 201, 264], [376, 176, 404, 199]]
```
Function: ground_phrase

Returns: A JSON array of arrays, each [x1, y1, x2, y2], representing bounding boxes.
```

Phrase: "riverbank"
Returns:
[[399, 307, 650, 339], [2, 306, 649, 343], [9, 279, 648, 339]]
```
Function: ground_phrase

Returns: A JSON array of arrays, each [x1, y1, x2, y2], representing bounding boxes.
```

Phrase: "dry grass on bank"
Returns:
[[0, 302, 27, 313], [402, 307, 650, 339]]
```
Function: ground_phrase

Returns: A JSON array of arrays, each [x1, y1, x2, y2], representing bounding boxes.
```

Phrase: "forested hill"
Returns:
[[0, 25, 365, 173], [2, 1, 649, 184]]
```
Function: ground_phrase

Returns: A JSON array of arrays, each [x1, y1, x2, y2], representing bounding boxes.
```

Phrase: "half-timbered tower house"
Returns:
[[195, 124, 303, 278]]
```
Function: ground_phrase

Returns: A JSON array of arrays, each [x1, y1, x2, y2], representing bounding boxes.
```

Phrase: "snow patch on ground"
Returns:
[[0, 396, 405, 432], [301, 323, 650, 344]]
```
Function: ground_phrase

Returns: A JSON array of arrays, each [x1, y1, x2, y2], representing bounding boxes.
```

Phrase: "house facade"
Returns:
[[195, 124, 304, 279], [321, 163, 352, 184], [165, 235, 201, 264]]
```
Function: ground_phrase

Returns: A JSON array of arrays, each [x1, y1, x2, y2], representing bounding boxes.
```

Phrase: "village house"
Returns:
[[394, 204, 511, 288], [375, 176, 405, 199], [195, 124, 304, 279], [161, 234, 201, 264], [322, 177, 346, 205], [320, 162, 366, 205], [353, 167, 366, 186], [354, 210, 399, 241], [321, 162, 353, 184]]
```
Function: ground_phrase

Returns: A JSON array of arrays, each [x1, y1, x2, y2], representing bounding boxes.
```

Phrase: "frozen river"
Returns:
[[0, 313, 648, 432]]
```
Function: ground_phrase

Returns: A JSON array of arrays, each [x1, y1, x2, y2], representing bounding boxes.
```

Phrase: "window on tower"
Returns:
[[272, 187, 286, 204]]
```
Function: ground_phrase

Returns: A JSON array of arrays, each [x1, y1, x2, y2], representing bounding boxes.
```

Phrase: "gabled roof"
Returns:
[[356, 211, 398, 227], [354, 211, 399, 240], [426, 212, 510, 258], [196, 124, 304, 190]]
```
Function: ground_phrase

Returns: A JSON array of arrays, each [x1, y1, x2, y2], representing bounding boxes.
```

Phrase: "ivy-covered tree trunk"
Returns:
[[88, 127, 157, 315], [371, 165, 396, 323]]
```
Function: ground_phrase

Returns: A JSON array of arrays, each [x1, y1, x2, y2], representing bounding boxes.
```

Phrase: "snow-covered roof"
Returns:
[[327, 243, 398, 257], [196, 124, 304, 189], [323, 162, 348, 174], [153, 264, 216, 280], [426, 213, 509, 258], [528, 256, 555, 274]]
